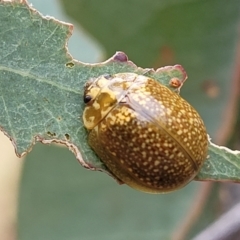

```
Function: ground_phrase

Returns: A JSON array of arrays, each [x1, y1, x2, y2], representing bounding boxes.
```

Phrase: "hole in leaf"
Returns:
[[66, 62, 75, 68]]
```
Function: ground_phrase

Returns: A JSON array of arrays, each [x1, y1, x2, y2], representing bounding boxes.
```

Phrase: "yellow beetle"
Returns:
[[83, 73, 208, 193]]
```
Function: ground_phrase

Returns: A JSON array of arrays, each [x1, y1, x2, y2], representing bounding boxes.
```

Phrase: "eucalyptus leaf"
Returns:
[[0, 0, 239, 185], [0, 1, 187, 172], [197, 141, 240, 181]]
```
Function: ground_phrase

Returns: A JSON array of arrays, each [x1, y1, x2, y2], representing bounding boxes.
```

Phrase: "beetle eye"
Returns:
[[84, 95, 92, 104]]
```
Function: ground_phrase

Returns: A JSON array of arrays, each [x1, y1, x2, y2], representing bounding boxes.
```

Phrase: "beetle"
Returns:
[[83, 73, 208, 193]]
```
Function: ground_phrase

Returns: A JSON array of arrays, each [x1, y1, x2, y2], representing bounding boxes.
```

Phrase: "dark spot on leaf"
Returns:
[[65, 133, 70, 140], [43, 97, 49, 103], [57, 116, 62, 121], [66, 62, 75, 68], [47, 131, 56, 137]]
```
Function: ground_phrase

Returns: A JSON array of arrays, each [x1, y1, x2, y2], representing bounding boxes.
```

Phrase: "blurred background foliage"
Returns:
[[16, 0, 240, 240]]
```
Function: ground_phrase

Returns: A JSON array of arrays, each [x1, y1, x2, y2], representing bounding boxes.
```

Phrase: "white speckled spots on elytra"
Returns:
[[83, 73, 208, 193], [154, 160, 160, 166]]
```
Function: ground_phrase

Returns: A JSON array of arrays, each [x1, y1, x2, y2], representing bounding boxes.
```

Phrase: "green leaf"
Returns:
[[6, 1, 238, 240], [0, 1, 186, 173], [196, 141, 240, 181], [0, 0, 240, 184]]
